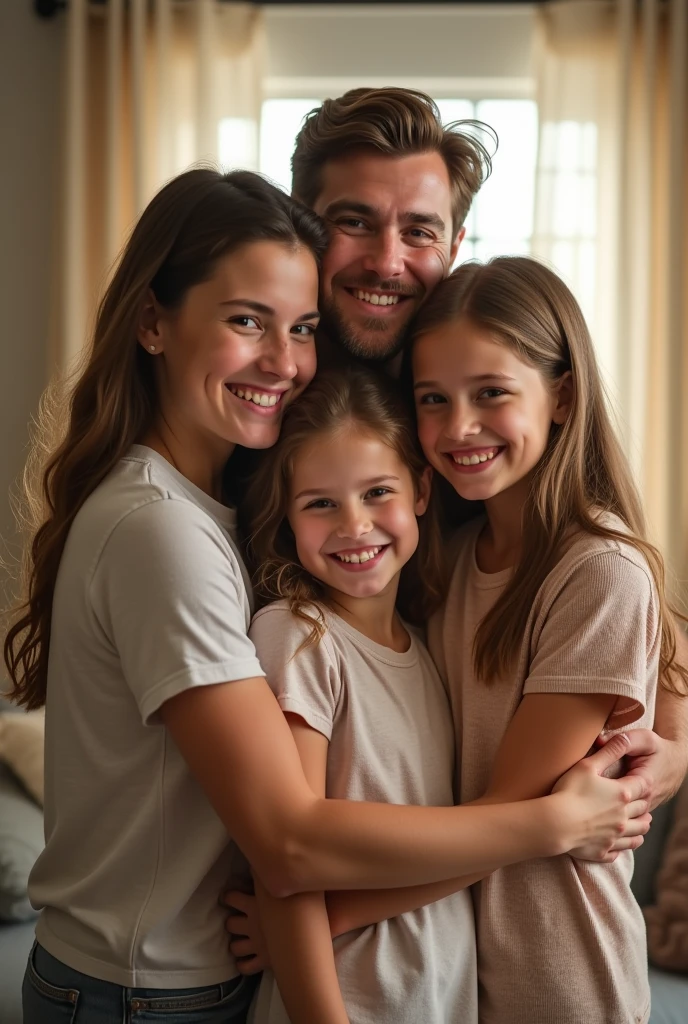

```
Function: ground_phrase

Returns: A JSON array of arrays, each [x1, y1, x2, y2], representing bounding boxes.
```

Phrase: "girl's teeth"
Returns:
[[454, 449, 498, 465], [335, 546, 381, 563]]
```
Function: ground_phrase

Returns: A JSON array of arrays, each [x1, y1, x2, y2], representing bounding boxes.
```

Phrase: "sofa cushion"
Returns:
[[0, 710, 44, 805], [644, 780, 688, 972], [0, 762, 43, 921]]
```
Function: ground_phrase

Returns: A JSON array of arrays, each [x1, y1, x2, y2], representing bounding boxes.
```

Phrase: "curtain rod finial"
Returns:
[[34, 0, 67, 18]]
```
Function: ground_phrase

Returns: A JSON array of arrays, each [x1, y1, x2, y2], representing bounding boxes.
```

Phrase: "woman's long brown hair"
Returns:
[[241, 366, 445, 649], [412, 256, 688, 695], [4, 168, 327, 710]]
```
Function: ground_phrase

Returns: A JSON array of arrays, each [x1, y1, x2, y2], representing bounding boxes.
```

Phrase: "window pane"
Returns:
[[473, 99, 538, 241], [259, 99, 321, 193]]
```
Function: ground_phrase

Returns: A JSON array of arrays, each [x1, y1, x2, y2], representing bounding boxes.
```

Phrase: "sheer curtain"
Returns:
[[533, 0, 688, 600], [55, 0, 265, 372]]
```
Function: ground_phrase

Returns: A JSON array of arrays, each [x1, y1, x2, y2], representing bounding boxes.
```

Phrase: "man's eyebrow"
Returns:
[[294, 475, 400, 501], [323, 199, 378, 220], [219, 299, 320, 320], [402, 211, 446, 233]]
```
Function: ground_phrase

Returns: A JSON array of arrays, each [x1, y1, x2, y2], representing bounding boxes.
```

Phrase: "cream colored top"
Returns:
[[249, 601, 478, 1024], [31, 446, 263, 987], [428, 516, 659, 1024]]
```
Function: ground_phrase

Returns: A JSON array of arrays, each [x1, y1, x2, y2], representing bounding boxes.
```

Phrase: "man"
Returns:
[[290, 86, 688, 813]]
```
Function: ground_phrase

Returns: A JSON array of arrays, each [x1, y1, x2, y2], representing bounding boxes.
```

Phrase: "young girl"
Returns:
[[229, 366, 648, 1024], [4, 168, 645, 1024], [411, 256, 688, 1024]]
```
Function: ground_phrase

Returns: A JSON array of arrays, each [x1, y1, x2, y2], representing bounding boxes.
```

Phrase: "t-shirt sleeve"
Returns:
[[249, 607, 340, 741], [90, 497, 264, 725], [523, 550, 659, 729]]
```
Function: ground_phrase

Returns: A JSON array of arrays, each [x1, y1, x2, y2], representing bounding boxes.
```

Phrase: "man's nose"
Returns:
[[360, 230, 405, 279]]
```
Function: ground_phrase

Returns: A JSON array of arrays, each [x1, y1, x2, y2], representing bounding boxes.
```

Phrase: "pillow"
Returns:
[[0, 761, 43, 921], [0, 709, 44, 806], [644, 779, 688, 971]]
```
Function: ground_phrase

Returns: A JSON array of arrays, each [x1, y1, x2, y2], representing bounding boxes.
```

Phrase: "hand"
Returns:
[[552, 733, 650, 860], [222, 889, 270, 975], [618, 727, 684, 811]]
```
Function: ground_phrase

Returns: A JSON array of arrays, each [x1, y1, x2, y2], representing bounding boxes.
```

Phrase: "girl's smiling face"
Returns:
[[413, 316, 570, 508], [287, 427, 430, 603]]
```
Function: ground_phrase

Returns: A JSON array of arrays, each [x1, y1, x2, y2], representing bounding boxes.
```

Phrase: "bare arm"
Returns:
[[160, 679, 648, 897], [253, 716, 348, 1024], [322, 693, 630, 936]]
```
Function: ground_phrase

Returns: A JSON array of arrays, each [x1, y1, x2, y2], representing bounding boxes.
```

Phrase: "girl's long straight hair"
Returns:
[[241, 366, 445, 648], [4, 169, 327, 710], [412, 256, 687, 695]]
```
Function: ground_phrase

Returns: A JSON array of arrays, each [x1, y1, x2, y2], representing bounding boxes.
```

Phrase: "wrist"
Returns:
[[538, 793, 577, 857]]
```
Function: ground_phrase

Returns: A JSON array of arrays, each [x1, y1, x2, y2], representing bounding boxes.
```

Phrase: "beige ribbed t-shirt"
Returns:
[[428, 516, 659, 1024], [249, 601, 478, 1024]]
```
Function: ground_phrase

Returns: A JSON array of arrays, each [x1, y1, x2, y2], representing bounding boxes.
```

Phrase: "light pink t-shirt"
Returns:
[[428, 516, 659, 1024]]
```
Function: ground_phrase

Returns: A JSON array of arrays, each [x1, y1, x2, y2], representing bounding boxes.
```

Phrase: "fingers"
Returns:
[[225, 913, 251, 934], [623, 774, 651, 803], [621, 810, 652, 836], [235, 955, 265, 976], [230, 936, 257, 958], [584, 733, 630, 773], [619, 728, 659, 758], [221, 890, 253, 912], [607, 834, 645, 852], [625, 801, 651, 824]]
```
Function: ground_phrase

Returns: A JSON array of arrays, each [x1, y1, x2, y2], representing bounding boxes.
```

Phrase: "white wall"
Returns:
[[265, 3, 535, 95], [0, 0, 64, 567]]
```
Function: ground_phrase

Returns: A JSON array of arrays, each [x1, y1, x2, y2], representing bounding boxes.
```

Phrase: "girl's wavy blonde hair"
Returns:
[[411, 255, 688, 694], [241, 366, 444, 648]]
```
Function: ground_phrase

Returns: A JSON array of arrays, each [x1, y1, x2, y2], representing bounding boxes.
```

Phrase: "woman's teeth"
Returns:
[[228, 386, 280, 407], [334, 546, 381, 564], [452, 449, 500, 466], [353, 290, 400, 306]]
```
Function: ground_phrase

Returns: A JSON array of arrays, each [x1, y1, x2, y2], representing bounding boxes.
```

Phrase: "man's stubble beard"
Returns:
[[318, 296, 413, 365]]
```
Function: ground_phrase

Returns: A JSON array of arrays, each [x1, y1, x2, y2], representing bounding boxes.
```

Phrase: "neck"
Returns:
[[326, 575, 409, 653], [141, 415, 234, 502], [481, 479, 530, 572]]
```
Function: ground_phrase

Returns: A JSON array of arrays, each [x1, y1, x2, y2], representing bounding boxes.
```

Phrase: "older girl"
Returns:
[[413, 256, 688, 1024]]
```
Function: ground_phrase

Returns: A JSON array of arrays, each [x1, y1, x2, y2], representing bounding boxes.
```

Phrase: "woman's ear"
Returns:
[[415, 465, 433, 517], [552, 371, 574, 425], [137, 289, 165, 355]]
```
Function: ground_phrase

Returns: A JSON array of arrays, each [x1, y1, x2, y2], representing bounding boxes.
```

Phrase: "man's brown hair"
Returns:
[[291, 87, 494, 235]]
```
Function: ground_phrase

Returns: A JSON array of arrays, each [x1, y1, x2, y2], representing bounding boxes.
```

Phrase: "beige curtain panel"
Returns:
[[533, 0, 688, 602], [55, 0, 265, 374]]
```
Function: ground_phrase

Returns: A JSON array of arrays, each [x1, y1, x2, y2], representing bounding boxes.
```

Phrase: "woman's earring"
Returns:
[[149, 345, 156, 352]]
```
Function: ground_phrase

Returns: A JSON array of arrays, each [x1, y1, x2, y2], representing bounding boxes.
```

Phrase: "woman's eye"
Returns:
[[418, 393, 446, 405], [366, 487, 391, 499], [292, 324, 316, 337], [229, 316, 260, 329], [479, 388, 507, 399]]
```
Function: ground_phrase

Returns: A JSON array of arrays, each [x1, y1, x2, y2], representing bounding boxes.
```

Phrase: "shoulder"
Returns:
[[539, 521, 657, 614], [250, 601, 335, 662]]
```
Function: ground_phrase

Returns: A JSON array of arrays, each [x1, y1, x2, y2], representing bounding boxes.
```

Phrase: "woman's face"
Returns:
[[145, 240, 320, 460]]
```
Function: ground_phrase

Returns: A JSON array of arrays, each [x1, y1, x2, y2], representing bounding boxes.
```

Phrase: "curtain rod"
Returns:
[[35, 0, 545, 18]]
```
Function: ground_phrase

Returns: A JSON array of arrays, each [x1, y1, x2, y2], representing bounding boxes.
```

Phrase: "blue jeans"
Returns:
[[23, 943, 258, 1024]]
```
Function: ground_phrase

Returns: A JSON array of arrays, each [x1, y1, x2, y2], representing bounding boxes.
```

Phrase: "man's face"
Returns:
[[312, 150, 463, 363]]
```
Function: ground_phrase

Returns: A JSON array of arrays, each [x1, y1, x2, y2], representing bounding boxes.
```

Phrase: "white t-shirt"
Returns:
[[30, 445, 264, 988], [249, 602, 478, 1024]]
